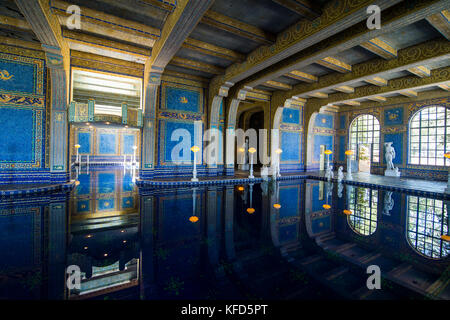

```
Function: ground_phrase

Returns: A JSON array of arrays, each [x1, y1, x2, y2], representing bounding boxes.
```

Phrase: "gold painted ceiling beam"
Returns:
[[246, 89, 272, 102], [201, 10, 275, 45], [239, 0, 448, 90], [399, 90, 418, 98], [407, 66, 431, 77], [64, 33, 150, 64], [146, 0, 214, 73], [316, 57, 352, 73], [287, 39, 450, 99], [52, 2, 242, 63], [365, 77, 388, 86], [309, 66, 450, 108], [438, 84, 450, 91], [360, 38, 397, 59], [426, 10, 450, 40], [0, 15, 31, 31], [131, 0, 175, 12], [335, 86, 354, 93], [271, 0, 321, 20], [170, 56, 224, 75], [51, 0, 160, 39], [368, 96, 387, 102], [0, 35, 42, 51], [182, 38, 245, 62], [263, 80, 292, 90], [63, 30, 151, 56], [284, 70, 317, 83], [343, 101, 361, 106], [308, 92, 328, 99]]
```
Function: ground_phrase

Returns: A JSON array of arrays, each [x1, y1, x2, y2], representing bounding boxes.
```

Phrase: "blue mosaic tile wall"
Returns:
[[156, 81, 206, 178], [307, 111, 336, 172], [71, 124, 140, 163], [279, 103, 304, 173], [0, 48, 48, 184]]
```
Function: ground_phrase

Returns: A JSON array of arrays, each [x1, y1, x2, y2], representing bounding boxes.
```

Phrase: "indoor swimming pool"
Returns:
[[0, 168, 448, 300]]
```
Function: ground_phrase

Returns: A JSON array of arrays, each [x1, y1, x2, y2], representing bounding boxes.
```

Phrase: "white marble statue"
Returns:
[[384, 142, 401, 177], [337, 166, 344, 183], [239, 138, 249, 171], [325, 165, 334, 180], [383, 191, 394, 216], [337, 182, 343, 198]]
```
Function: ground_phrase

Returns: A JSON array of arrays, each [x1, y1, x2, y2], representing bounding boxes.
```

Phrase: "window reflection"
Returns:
[[407, 196, 449, 259], [347, 187, 378, 236]]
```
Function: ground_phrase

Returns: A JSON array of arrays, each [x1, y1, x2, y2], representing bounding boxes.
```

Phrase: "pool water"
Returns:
[[0, 168, 448, 300]]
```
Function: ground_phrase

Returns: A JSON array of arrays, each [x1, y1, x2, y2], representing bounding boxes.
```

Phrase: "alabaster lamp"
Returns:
[[324, 150, 332, 171], [74, 144, 81, 166], [275, 148, 283, 178], [191, 146, 200, 182], [345, 150, 354, 179], [248, 147, 256, 179]]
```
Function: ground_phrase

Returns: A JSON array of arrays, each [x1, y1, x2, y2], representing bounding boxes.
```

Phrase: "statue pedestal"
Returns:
[[239, 164, 249, 171], [385, 169, 401, 177]]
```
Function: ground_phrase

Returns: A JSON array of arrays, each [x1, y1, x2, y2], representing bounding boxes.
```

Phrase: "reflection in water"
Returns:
[[407, 196, 449, 259], [0, 171, 449, 300], [347, 187, 378, 236]]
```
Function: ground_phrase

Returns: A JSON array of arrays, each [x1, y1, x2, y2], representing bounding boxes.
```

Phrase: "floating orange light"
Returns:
[[323, 204, 331, 210], [238, 186, 244, 191], [345, 150, 354, 156], [324, 150, 332, 155], [343, 209, 352, 215], [444, 153, 450, 159], [441, 235, 450, 241], [246, 208, 255, 214], [273, 203, 281, 209], [189, 216, 199, 223]]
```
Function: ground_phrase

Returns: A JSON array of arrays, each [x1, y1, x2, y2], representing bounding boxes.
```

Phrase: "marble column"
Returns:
[[45, 46, 69, 183], [140, 71, 162, 179]]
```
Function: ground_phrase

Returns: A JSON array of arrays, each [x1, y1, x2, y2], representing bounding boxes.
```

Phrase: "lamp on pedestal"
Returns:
[[74, 144, 81, 166], [248, 147, 256, 179], [132, 145, 137, 166], [275, 148, 282, 179], [345, 150, 354, 179], [324, 150, 332, 170], [191, 146, 200, 182]]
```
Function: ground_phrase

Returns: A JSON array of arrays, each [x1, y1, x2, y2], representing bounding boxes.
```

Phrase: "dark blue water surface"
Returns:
[[0, 168, 448, 300]]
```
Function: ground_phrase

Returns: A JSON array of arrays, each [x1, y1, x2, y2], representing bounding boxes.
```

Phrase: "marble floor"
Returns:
[[307, 171, 448, 195]]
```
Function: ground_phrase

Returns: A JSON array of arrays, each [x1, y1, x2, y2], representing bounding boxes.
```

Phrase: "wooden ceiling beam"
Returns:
[[407, 65, 431, 77], [263, 80, 292, 90], [426, 10, 450, 40], [316, 57, 352, 73], [335, 85, 354, 93], [365, 76, 388, 86], [170, 56, 224, 75], [284, 70, 317, 83], [271, 0, 321, 20], [182, 38, 245, 62], [360, 38, 397, 59], [201, 10, 275, 45]]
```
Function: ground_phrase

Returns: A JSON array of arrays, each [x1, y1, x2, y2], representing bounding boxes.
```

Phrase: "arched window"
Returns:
[[349, 115, 380, 162], [409, 106, 450, 166], [348, 187, 378, 236], [407, 195, 449, 259]]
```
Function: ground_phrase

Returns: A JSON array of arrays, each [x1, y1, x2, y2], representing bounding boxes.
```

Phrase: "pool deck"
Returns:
[[137, 171, 449, 198], [0, 180, 76, 197], [305, 171, 449, 198]]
